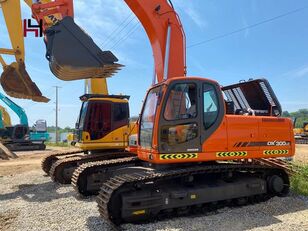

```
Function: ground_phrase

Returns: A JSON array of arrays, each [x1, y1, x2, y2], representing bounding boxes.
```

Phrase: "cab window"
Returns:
[[203, 84, 219, 129], [113, 103, 129, 130], [164, 83, 197, 120]]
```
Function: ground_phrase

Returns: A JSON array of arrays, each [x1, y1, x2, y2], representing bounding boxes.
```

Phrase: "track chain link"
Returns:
[[41, 149, 83, 174], [49, 152, 135, 184], [71, 156, 138, 195]]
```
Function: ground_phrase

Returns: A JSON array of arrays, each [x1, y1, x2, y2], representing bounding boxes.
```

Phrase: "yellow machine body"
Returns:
[[75, 92, 137, 151]]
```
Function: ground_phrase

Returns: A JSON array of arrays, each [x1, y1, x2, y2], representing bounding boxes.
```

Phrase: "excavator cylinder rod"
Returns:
[[0, 62, 49, 102], [45, 17, 123, 81]]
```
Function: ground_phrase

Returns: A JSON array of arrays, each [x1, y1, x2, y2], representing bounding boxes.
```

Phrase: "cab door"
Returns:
[[158, 80, 202, 153], [200, 82, 225, 145]]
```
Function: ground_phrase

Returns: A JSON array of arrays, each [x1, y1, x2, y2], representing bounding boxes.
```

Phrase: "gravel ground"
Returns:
[[0, 169, 308, 231]]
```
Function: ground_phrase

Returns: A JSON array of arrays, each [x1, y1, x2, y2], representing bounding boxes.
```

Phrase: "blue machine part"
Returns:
[[29, 131, 49, 141], [0, 92, 28, 126], [0, 110, 3, 129]]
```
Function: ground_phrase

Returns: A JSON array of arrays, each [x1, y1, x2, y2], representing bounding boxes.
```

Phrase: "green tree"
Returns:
[[283, 109, 308, 128]]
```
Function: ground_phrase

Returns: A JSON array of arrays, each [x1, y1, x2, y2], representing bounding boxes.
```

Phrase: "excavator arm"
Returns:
[[29, 0, 186, 83], [0, 0, 49, 102], [1, 0, 185, 102], [1, 0, 109, 101]]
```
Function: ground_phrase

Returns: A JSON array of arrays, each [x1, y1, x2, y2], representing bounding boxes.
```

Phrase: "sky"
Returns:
[[0, 0, 307, 128]]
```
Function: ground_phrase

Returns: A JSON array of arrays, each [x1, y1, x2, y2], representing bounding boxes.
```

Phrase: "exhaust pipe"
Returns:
[[45, 16, 123, 81]]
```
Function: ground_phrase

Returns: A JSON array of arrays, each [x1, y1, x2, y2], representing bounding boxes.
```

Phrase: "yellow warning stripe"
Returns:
[[216, 151, 248, 157], [263, 150, 289, 155], [159, 153, 198, 160]]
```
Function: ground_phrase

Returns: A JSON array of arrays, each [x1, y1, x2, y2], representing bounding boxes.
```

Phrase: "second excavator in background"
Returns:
[[0, 105, 11, 128], [293, 118, 308, 144], [44, 78, 137, 184], [0, 91, 48, 159], [0, 0, 49, 102], [1, 0, 137, 182]]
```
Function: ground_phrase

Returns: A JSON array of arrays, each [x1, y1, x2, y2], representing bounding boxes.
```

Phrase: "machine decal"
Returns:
[[159, 153, 198, 160], [266, 141, 290, 146], [233, 141, 290, 147], [216, 151, 247, 157], [263, 150, 289, 155], [132, 210, 145, 215]]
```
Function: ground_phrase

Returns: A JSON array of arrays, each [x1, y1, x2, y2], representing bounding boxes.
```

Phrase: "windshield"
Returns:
[[78, 102, 88, 129], [139, 86, 161, 149]]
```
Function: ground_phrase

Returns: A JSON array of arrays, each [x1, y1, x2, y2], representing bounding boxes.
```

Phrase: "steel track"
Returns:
[[41, 149, 84, 174], [97, 163, 289, 226]]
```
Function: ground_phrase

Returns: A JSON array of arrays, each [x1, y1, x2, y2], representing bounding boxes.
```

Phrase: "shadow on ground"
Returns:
[[0, 181, 74, 202]]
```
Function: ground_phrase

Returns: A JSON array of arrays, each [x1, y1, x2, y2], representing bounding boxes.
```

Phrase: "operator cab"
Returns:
[[139, 78, 283, 159], [76, 94, 129, 143], [139, 77, 225, 154]]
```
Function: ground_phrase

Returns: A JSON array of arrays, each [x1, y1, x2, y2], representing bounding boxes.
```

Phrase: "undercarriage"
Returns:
[[95, 162, 289, 225]]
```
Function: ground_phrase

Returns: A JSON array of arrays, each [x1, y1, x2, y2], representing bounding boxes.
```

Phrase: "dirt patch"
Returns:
[[0, 147, 79, 177], [294, 144, 308, 164], [0, 210, 19, 231]]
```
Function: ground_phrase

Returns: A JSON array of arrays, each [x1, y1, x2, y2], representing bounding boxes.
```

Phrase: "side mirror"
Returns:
[[75, 122, 79, 129]]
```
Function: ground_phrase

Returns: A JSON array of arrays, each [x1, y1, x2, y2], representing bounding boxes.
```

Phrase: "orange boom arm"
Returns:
[[125, 0, 186, 82]]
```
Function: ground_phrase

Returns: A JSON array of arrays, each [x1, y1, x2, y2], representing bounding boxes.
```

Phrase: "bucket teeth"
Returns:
[[45, 16, 124, 81], [0, 62, 50, 103]]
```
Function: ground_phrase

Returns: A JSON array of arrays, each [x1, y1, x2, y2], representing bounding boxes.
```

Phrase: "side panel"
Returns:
[[226, 115, 259, 151], [258, 117, 295, 156], [201, 118, 227, 152], [77, 125, 131, 150], [143, 115, 295, 164]]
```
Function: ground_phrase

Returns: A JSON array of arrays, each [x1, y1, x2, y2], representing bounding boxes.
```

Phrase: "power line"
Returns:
[[187, 6, 308, 49], [102, 14, 136, 48], [109, 21, 140, 50]]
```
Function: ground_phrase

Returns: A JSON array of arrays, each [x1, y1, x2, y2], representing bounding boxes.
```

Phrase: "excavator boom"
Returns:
[[125, 0, 186, 82]]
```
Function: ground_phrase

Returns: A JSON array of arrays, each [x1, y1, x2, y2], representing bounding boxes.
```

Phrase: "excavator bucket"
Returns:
[[45, 16, 124, 81], [0, 62, 50, 103]]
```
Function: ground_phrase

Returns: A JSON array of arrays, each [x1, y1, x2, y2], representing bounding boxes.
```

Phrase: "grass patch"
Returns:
[[290, 165, 308, 196]]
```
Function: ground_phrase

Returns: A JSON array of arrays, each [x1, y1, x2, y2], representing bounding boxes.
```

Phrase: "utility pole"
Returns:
[[53, 86, 61, 144]]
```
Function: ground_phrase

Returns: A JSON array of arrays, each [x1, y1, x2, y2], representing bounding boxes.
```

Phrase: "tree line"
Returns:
[[282, 109, 308, 128]]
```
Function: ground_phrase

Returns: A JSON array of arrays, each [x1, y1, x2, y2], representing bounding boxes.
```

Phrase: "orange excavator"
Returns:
[[8, 0, 295, 226]]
